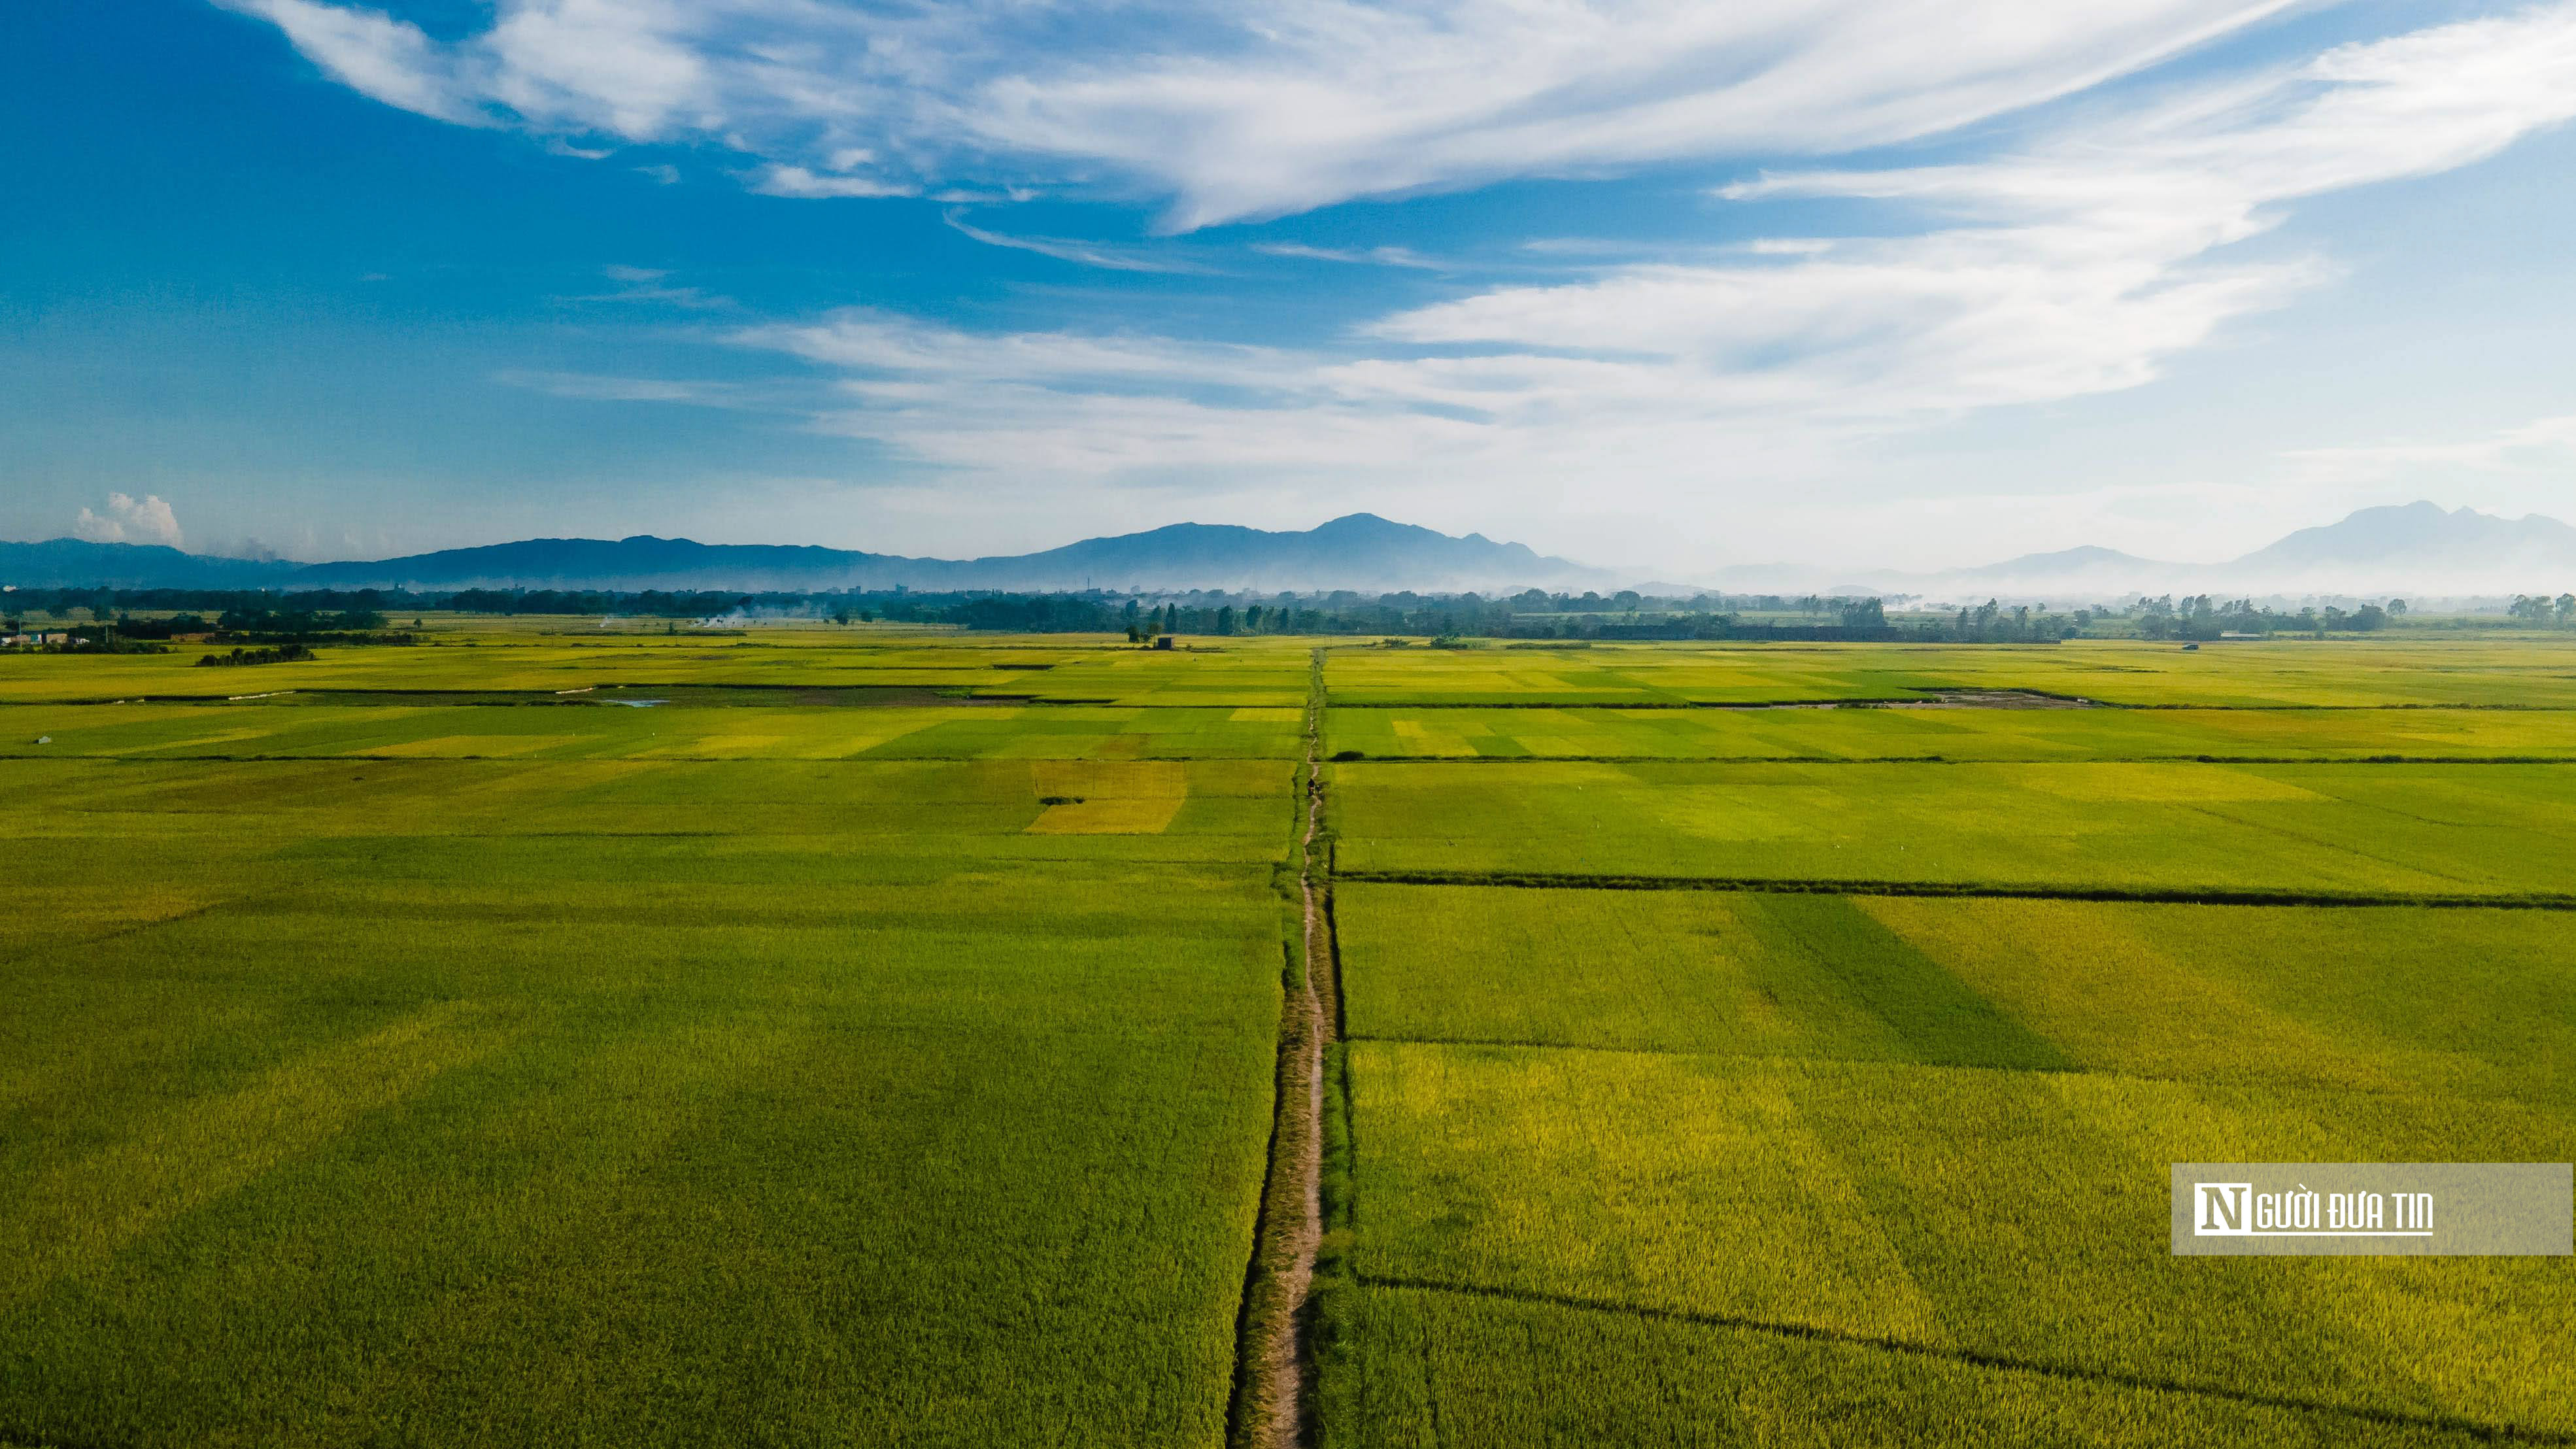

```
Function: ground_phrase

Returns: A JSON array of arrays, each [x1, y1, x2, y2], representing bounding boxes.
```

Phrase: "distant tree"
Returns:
[[2386, 598, 2408, 618]]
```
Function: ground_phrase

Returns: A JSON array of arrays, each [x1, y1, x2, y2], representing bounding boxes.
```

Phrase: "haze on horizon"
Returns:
[[8, 3, 2576, 577]]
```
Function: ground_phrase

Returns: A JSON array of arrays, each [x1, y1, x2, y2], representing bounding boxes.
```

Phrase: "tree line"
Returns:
[[11, 582, 2573, 643]]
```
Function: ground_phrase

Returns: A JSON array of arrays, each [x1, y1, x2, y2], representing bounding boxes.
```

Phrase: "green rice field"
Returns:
[[6, 630, 2571, 1446]]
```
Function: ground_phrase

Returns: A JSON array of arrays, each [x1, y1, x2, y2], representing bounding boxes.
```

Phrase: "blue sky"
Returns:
[[6, 1, 2576, 574]]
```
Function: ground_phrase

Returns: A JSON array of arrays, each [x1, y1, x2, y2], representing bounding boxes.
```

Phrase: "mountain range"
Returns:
[[5, 502, 2572, 599], [1, 515, 1617, 595], [1849, 503, 2576, 600]]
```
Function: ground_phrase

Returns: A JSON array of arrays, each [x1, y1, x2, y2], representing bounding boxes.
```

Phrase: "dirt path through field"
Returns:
[[1233, 648, 1334, 1448]]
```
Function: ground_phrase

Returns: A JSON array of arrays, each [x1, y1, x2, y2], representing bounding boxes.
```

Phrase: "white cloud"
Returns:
[[224, 0, 2311, 226], [73, 494, 186, 549], [1374, 6, 2576, 424], [1253, 243, 1442, 269], [683, 7, 2576, 568], [745, 164, 915, 199], [2282, 411, 2576, 480], [943, 213, 1213, 273], [567, 265, 734, 309], [498, 370, 750, 405], [220, 0, 498, 127], [226, 4, 2576, 568]]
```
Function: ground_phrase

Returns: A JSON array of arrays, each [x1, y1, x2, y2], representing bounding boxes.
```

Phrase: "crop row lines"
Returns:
[[1352, 1275, 2576, 1446]]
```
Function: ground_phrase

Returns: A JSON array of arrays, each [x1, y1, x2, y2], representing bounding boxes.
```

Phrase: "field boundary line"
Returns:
[[1327, 699, 2576, 713], [1355, 1275, 2576, 1446], [1229, 647, 1336, 1449], [1312, 753, 2576, 766], [1332, 870, 2576, 911]]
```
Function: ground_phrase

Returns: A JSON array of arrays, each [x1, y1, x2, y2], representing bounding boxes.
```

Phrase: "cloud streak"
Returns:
[[943, 213, 1213, 273], [1253, 243, 1442, 269], [224, 0, 2311, 226], [673, 7, 2576, 560], [210, 3, 2576, 568]]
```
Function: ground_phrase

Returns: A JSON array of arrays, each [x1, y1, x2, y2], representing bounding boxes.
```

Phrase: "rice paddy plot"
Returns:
[[1339, 885, 2576, 1098], [962, 640, 1319, 706], [0, 701, 1300, 761], [1322, 639, 2576, 708], [1328, 759, 2576, 898], [1335, 1041, 2576, 1438], [1323, 703, 2576, 761], [1337, 885, 2068, 1068], [0, 635, 1115, 703], [0, 755, 1293, 864], [1317, 1284, 2496, 1448], [0, 779, 1287, 1447]]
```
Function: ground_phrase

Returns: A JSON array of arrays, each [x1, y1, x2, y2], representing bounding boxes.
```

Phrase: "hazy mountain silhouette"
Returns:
[[2, 514, 1613, 594], [1825, 503, 2576, 600], [2231, 501, 2576, 577], [9, 502, 2572, 597], [0, 538, 297, 590]]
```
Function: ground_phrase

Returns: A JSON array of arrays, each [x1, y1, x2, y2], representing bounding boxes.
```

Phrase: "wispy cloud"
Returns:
[[745, 164, 915, 200], [222, 0, 2311, 227], [496, 370, 752, 406], [564, 264, 733, 309], [675, 7, 2576, 564], [1253, 242, 1441, 269], [2282, 412, 2576, 480], [1376, 5, 2576, 420], [207, 3, 2576, 568], [943, 213, 1214, 273]]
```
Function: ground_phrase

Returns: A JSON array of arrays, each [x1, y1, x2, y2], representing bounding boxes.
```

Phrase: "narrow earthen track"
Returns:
[[1232, 649, 1334, 1448]]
